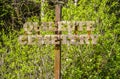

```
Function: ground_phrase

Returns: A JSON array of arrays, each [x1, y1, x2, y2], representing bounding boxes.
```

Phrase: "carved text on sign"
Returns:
[[19, 21, 98, 45], [18, 35, 98, 45], [23, 21, 95, 34]]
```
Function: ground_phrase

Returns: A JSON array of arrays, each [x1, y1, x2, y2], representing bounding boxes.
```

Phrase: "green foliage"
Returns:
[[0, 0, 41, 30], [0, 0, 120, 79], [0, 29, 54, 79], [61, 0, 120, 79], [0, 0, 13, 28]]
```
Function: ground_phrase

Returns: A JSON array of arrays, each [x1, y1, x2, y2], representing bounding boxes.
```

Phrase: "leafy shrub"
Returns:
[[0, 0, 120, 79]]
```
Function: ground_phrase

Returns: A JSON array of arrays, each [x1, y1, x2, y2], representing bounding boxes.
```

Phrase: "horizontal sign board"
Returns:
[[23, 21, 95, 34], [18, 34, 98, 45], [58, 21, 95, 31]]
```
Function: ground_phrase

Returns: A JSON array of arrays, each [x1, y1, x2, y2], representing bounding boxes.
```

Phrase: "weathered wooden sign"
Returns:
[[22, 21, 95, 32], [18, 2, 98, 79], [19, 34, 98, 45], [19, 21, 98, 45]]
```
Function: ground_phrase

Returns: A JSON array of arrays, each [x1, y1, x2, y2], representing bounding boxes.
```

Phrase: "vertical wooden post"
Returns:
[[54, 1, 62, 79]]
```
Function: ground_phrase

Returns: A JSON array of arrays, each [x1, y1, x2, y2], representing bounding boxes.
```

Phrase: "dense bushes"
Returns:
[[0, 0, 41, 30], [0, 0, 120, 79]]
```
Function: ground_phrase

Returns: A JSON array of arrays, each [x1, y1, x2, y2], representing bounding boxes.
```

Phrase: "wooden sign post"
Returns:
[[54, 2, 62, 79], [18, 1, 98, 79]]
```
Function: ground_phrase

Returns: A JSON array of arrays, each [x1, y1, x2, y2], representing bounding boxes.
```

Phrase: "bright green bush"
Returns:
[[0, 30, 54, 79], [61, 0, 120, 79]]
